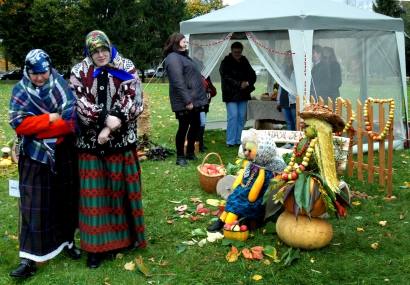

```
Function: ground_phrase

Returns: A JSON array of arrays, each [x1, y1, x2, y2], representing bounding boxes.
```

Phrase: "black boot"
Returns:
[[207, 219, 225, 232], [176, 156, 188, 166], [10, 258, 36, 278], [87, 253, 103, 269], [185, 153, 198, 161], [64, 244, 81, 260], [198, 126, 207, 153]]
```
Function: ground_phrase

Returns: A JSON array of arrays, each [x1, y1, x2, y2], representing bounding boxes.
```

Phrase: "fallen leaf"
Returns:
[[182, 240, 197, 245], [166, 220, 174, 224], [206, 199, 220, 207], [198, 238, 207, 247], [164, 170, 170, 175], [352, 201, 361, 206], [124, 261, 136, 271], [280, 248, 300, 266], [226, 246, 240, 263], [115, 253, 124, 259], [176, 244, 187, 254], [190, 197, 202, 203], [311, 269, 322, 274], [263, 246, 280, 263], [242, 248, 253, 259], [135, 256, 152, 277], [371, 242, 380, 250], [189, 216, 201, 222], [252, 274, 263, 281], [356, 227, 365, 232], [383, 196, 397, 201], [191, 228, 207, 237], [174, 204, 188, 213], [263, 259, 271, 265], [354, 216, 363, 220], [251, 246, 264, 260], [379, 221, 387, 227], [206, 231, 224, 243], [399, 213, 405, 220], [310, 257, 315, 263], [167, 199, 186, 204]]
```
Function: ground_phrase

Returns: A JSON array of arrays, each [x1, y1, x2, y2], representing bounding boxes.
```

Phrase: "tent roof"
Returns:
[[180, 0, 403, 34]]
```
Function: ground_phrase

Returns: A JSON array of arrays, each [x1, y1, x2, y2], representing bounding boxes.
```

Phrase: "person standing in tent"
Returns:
[[220, 42, 256, 147], [70, 30, 146, 268], [163, 33, 209, 166], [322, 46, 342, 102], [9, 49, 80, 278], [311, 45, 330, 100]]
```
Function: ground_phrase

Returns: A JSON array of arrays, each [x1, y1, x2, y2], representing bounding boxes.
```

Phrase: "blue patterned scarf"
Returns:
[[9, 68, 76, 170]]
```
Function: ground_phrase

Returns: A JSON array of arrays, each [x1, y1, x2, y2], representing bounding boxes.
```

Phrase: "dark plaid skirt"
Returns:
[[78, 149, 146, 253], [18, 138, 79, 262]]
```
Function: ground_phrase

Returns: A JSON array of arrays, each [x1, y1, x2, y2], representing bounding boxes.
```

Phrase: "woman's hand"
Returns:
[[240, 81, 249, 89], [49, 113, 61, 123], [186, 103, 194, 110], [97, 127, 111, 144], [105, 115, 121, 131]]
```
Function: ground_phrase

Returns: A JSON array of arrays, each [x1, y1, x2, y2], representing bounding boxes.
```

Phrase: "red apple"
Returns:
[[240, 225, 248, 231]]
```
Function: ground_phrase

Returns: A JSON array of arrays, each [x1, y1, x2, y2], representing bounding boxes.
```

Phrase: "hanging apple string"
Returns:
[[190, 33, 233, 47], [364, 98, 395, 141], [245, 32, 294, 56]]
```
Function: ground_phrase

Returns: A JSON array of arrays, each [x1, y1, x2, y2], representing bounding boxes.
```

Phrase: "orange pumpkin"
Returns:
[[283, 177, 326, 217]]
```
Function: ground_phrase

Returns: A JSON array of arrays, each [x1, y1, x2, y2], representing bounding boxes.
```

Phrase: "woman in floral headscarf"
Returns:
[[70, 30, 145, 269], [9, 49, 80, 279]]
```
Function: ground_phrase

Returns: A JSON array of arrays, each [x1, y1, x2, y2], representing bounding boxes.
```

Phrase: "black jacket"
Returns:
[[165, 51, 208, 112], [219, 54, 256, 102]]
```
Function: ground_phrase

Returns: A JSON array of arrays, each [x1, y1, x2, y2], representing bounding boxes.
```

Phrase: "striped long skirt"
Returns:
[[18, 139, 78, 262], [78, 149, 146, 253]]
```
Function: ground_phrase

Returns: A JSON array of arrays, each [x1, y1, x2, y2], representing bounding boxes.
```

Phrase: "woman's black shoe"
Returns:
[[64, 244, 81, 260], [87, 253, 103, 269], [176, 156, 188, 166], [207, 219, 225, 232], [185, 153, 197, 160], [10, 259, 36, 278]]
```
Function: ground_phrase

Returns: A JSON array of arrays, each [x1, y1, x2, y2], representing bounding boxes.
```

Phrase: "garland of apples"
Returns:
[[334, 98, 356, 136], [363, 98, 395, 141]]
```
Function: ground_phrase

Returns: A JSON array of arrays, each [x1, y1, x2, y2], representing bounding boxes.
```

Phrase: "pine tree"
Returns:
[[373, 0, 403, 18]]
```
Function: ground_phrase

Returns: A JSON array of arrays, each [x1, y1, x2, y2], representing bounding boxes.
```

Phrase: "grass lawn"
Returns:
[[0, 81, 409, 284]]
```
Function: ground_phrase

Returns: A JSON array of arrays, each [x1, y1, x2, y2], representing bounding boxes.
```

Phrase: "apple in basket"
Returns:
[[201, 163, 225, 175]]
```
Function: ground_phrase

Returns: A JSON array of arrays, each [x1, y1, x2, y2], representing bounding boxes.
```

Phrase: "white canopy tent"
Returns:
[[180, 0, 408, 141]]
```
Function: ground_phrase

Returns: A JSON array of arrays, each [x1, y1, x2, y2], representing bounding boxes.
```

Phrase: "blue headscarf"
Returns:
[[25, 49, 51, 74]]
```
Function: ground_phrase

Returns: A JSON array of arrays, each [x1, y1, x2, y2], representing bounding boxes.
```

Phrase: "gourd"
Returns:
[[276, 211, 333, 249], [284, 177, 326, 217]]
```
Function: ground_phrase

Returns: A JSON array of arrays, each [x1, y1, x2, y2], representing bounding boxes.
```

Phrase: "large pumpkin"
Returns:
[[283, 177, 326, 217], [276, 211, 333, 249]]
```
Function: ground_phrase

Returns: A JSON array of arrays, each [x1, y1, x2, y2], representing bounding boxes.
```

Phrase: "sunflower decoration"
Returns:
[[264, 103, 351, 219]]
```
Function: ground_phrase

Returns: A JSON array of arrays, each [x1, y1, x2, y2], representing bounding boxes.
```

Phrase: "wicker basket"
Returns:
[[197, 152, 225, 193]]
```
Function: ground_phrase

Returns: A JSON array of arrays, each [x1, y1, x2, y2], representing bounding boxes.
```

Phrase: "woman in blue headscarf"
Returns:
[[70, 30, 145, 269], [9, 49, 80, 279]]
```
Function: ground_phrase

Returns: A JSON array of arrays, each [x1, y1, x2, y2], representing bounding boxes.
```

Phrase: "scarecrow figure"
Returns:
[[208, 130, 286, 232]]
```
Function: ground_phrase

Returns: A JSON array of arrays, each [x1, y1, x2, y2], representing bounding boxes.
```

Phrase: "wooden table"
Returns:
[[246, 100, 285, 129]]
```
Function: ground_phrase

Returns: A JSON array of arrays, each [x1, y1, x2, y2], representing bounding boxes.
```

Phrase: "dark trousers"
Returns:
[[175, 110, 200, 157]]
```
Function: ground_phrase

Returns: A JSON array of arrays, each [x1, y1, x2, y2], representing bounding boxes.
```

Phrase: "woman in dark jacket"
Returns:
[[164, 33, 208, 166], [220, 42, 256, 146]]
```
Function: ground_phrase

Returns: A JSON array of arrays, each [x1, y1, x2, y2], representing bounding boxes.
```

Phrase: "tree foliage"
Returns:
[[185, 0, 224, 19], [373, 0, 403, 18], [0, 0, 186, 72]]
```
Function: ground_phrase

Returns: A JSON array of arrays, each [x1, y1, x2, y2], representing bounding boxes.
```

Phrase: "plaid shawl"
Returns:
[[9, 68, 76, 169]]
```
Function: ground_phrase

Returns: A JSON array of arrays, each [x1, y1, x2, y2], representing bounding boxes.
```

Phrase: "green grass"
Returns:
[[0, 82, 409, 284]]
